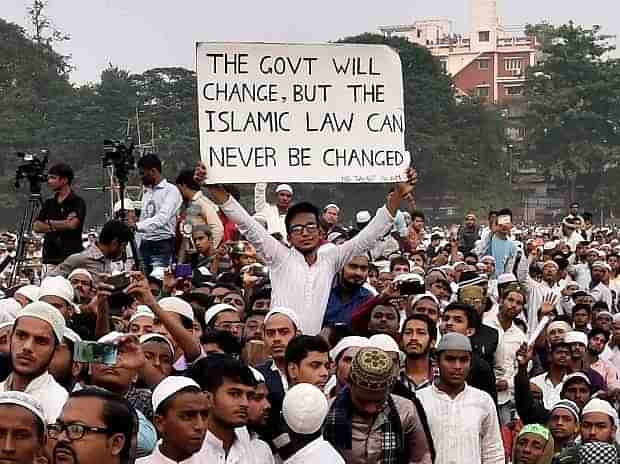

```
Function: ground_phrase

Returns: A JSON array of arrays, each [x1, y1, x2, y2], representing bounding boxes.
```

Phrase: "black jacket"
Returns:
[[470, 321, 499, 368]]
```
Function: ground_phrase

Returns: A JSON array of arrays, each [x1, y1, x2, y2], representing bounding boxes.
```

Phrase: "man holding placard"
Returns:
[[194, 163, 416, 336]]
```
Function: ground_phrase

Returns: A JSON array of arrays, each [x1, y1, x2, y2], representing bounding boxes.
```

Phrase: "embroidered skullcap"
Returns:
[[0, 391, 46, 430], [582, 398, 619, 427], [68, 268, 93, 282], [349, 347, 394, 391], [518, 423, 550, 441]]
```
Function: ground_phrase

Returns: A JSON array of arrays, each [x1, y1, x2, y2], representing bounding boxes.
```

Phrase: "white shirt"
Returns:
[[417, 384, 504, 464], [0, 371, 67, 423], [220, 197, 394, 335], [136, 443, 203, 464], [249, 434, 275, 464], [200, 429, 268, 464], [137, 179, 183, 242], [483, 313, 527, 405], [530, 372, 566, 409], [525, 276, 561, 335], [284, 437, 344, 464], [254, 183, 287, 237], [590, 282, 613, 309]]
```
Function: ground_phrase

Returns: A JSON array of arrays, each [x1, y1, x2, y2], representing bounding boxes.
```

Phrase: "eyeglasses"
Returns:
[[288, 223, 318, 236], [48, 422, 110, 441]]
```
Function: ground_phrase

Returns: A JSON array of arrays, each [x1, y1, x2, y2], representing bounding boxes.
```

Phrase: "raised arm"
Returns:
[[254, 182, 268, 214]]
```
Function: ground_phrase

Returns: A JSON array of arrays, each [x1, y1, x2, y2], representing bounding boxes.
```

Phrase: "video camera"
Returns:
[[15, 149, 49, 193], [102, 139, 135, 182]]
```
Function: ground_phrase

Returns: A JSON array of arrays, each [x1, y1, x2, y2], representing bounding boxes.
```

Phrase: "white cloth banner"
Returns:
[[196, 42, 409, 183]]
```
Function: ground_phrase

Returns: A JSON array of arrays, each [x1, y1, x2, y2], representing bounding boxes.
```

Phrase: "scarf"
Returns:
[[323, 387, 406, 464]]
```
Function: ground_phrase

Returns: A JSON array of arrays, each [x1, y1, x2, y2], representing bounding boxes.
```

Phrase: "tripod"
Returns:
[[9, 193, 43, 287]]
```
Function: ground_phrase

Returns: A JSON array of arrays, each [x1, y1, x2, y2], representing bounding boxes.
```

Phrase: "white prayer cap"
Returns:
[[543, 241, 556, 251], [613, 313, 620, 323], [249, 366, 266, 384], [204, 303, 237, 326], [356, 211, 371, 224], [152, 376, 200, 413], [39, 276, 75, 305], [369, 334, 400, 353], [276, 184, 293, 194], [264, 307, 301, 332], [0, 321, 14, 331], [63, 327, 82, 344], [139, 333, 174, 356], [330, 336, 370, 361], [0, 391, 46, 428], [597, 311, 613, 319], [564, 331, 588, 346], [481, 256, 496, 264], [158, 297, 194, 321], [411, 292, 440, 307], [324, 204, 340, 212], [543, 260, 559, 270], [150, 267, 166, 282], [129, 306, 155, 324], [17, 301, 66, 343], [97, 331, 124, 343], [282, 383, 328, 434], [68, 268, 94, 282], [0, 298, 21, 323], [592, 261, 612, 272], [582, 398, 619, 427], [14, 285, 40, 303], [546, 320, 571, 334], [113, 198, 136, 213]]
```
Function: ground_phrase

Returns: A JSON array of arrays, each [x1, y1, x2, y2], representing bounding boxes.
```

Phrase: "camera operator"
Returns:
[[33, 163, 86, 275], [128, 154, 182, 274]]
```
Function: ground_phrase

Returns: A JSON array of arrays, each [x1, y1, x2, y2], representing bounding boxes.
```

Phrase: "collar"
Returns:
[[192, 191, 203, 201], [152, 444, 198, 464], [431, 382, 468, 400], [204, 429, 240, 452], [4, 371, 53, 393], [146, 179, 168, 191]]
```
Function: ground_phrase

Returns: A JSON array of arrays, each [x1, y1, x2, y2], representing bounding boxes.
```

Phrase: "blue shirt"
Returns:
[[491, 236, 512, 275], [324, 281, 373, 326]]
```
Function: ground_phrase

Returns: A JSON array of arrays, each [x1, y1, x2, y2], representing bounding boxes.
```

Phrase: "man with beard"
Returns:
[[324, 255, 373, 326], [246, 367, 275, 463], [367, 304, 400, 340], [137, 376, 208, 464], [0, 391, 47, 464], [590, 261, 614, 309], [399, 314, 437, 392], [67, 269, 95, 304], [547, 399, 580, 456], [324, 347, 432, 464], [484, 284, 528, 424], [417, 333, 504, 464], [48, 327, 83, 392], [197, 163, 417, 335], [285, 335, 330, 391], [324, 336, 370, 399], [49, 388, 135, 464], [586, 328, 620, 389], [459, 283, 499, 368], [0, 301, 67, 423], [458, 212, 480, 254], [128, 154, 182, 274], [49, 220, 132, 283], [189, 355, 270, 463], [254, 183, 294, 237], [530, 343, 571, 409]]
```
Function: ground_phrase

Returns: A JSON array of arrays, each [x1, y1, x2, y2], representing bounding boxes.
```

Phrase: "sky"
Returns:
[[4, 0, 619, 85]]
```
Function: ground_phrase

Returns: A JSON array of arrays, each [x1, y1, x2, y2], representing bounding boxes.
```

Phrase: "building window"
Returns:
[[477, 86, 489, 97], [417, 30, 422, 38], [479, 31, 490, 42], [478, 59, 490, 70], [506, 86, 523, 96], [440, 60, 448, 73], [518, 127, 527, 138], [505, 58, 523, 71]]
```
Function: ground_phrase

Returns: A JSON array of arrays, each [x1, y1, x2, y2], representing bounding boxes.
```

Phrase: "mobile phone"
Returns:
[[175, 264, 193, 279], [250, 264, 269, 278], [497, 215, 511, 226], [74, 341, 118, 365], [106, 273, 130, 292]]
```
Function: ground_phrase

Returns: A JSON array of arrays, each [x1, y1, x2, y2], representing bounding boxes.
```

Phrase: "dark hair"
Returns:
[[175, 169, 200, 191], [582, 212, 593, 222], [401, 313, 437, 340], [589, 328, 610, 343], [411, 210, 425, 222], [285, 335, 329, 367], [488, 210, 498, 220], [189, 354, 256, 393], [572, 303, 592, 316], [443, 302, 477, 329], [325, 322, 353, 349], [371, 304, 400, 322], [48, 163, 74, 184], [550, 342, 571, 353], [137, 153, 162, 172], [155, 385, 201, 416], [593, 301, 609, 311], [70, 388, 135, 463], [99, 220, 132, 245], [497, 208, 512, 219], [200, 329, 242, 356], [285, 202, 320, 233], [390, 256, 410, 273]]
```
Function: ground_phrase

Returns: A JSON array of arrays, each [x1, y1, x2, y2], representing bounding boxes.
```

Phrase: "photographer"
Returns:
[[33, 163, 86, 275]]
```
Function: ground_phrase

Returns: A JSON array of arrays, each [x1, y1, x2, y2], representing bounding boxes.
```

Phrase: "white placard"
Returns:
[[196, 42, 409, 183]]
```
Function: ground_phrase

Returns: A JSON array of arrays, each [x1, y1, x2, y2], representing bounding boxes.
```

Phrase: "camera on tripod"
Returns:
[[103, 140, 135, 181], [15, 149, 49, 193]]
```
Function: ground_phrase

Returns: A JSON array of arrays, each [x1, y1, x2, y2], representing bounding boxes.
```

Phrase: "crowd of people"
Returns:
[[1, 155, 620, 463]]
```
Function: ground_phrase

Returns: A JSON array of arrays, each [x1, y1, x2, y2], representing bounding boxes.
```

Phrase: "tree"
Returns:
[[524, 22, 620, 207]]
